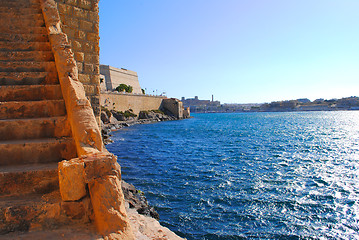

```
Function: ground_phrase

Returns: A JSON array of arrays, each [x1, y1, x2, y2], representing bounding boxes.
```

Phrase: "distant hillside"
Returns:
[[258, 97, 359, 112]]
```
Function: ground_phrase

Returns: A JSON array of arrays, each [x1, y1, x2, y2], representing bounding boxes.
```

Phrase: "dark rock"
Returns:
[[101, 111, 110, 124], [121, 180, 160, 220]]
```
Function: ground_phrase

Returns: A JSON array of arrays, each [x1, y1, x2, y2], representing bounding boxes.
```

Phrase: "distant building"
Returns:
[[181, 96, 221, 112], [100, 65, 143, 94], [181, 96, 220, 107], [296, 98, 311, 103]]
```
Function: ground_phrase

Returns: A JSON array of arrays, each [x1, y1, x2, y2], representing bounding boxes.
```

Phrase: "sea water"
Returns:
[[106, 111, 359, 239]]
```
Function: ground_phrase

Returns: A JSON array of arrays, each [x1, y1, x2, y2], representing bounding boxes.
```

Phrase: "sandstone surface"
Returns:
[[88, 175, 134, 239]]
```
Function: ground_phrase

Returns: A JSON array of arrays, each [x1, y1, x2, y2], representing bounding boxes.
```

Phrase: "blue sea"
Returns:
[[106, 111, 359, 239]]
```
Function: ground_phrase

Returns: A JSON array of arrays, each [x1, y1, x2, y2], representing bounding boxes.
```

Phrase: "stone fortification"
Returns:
[[101, 92, 166, 115], [100, 65, 143, 94], [161, 98, 184, 119], [101, 92, 188, 119]]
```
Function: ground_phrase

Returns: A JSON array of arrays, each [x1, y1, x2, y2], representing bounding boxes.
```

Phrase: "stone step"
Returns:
[[0, 191, 92, 235], [0, 224, 99, 239], [0, 42, 51, 52], [0, 14, 44, 26], [0, 0, 39, 8], [0, 61, 56, 73], [0, 85, 62, 102], [0, 117, 72, 141], [0, 50, 54, 61], [0, 7, 42, 15], [0, 138, 77, 166], [0, 163, 58, 197], [0, 26, 46, 34], [0, 33, 48, 42], [0, 193, 60, 234], [0, 71, 58, 85], [0, 100, 66, 120]]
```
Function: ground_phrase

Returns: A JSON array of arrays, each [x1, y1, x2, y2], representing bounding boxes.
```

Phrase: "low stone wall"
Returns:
[[101, 92, 166, 115]]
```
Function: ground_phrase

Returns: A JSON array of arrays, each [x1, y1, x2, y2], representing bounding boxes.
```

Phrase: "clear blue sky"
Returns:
[[99, 0, 359, 104]]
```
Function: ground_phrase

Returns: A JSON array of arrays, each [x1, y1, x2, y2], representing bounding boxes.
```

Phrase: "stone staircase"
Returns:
[[0, 0, 80, 234]]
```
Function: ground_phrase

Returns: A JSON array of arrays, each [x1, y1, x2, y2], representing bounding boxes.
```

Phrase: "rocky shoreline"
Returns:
[[101, 108, 182, 145]]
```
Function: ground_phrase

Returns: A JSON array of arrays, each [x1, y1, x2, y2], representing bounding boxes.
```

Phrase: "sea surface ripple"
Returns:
[[106, 111, 359, 239]]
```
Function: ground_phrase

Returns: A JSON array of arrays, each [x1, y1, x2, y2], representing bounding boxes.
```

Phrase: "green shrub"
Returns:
[[115, 84, 133, 93]]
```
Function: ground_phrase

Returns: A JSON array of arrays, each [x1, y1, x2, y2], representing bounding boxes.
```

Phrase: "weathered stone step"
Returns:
[[0, 50, 54, 61], [0, 71, 58, 85], [0, 14, 44, 26], [0, 42, 51, 52], [0, 193, 58, 234], [0, 33, 48, 42], [0, 138, 77, 166], [0, 26, 46, 34], [0, 100, 66, 120], [0, 0, 39, 8], [0, 85, 62, 102], [0, 224, 99, 239], [0, 163, 58, 197], [0, 61, 56, 73], [0, 117, 71, 141], [0, 7, 42, 15]]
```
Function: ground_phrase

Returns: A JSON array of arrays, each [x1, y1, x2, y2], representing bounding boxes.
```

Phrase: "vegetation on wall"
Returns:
[[115, 84, 133, 93]]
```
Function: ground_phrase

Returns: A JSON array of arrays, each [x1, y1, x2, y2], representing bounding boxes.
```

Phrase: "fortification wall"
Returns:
[[54, 0, 101, 122], [100, 65, 142, 94], [162, 98, 184, 119], [101, 93, 166, 115]]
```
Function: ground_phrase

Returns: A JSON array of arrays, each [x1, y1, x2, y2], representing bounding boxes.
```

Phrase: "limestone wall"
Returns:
[[101, 93, 166, 116], [54, 0, 101, 122], [100, 65, 143, 94], [161, 98, 184, 119]]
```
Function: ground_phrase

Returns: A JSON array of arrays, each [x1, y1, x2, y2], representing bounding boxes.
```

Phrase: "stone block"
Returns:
[[77, 62, 83, 72], [73, 6, 88, 19], [84, 63, 94, 74], [82, 153, 120, 183], [79, 20, 93, 32], [62, 25, 75, 39], [83, 42, 93, 52], [65, 0, 78, 6], [58, 3, 73, 15], [76, 30, 86, 40], [74, 52, 84, 62], [90, 75, 99, 84], [78, 0, 92, 10], [94, 65, 100, 74], [88, 11, 99, 22], [58, 159, 87, 201], [84, 54, 99, 65], [86, 32, 98, 43], [71, 40, 82, 51], [88, 175, 134, 239], [84, 84, 96, 96], [79, 74, 91, 84], [62, 17, 79, 29], [61, 201, 86, 220]]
